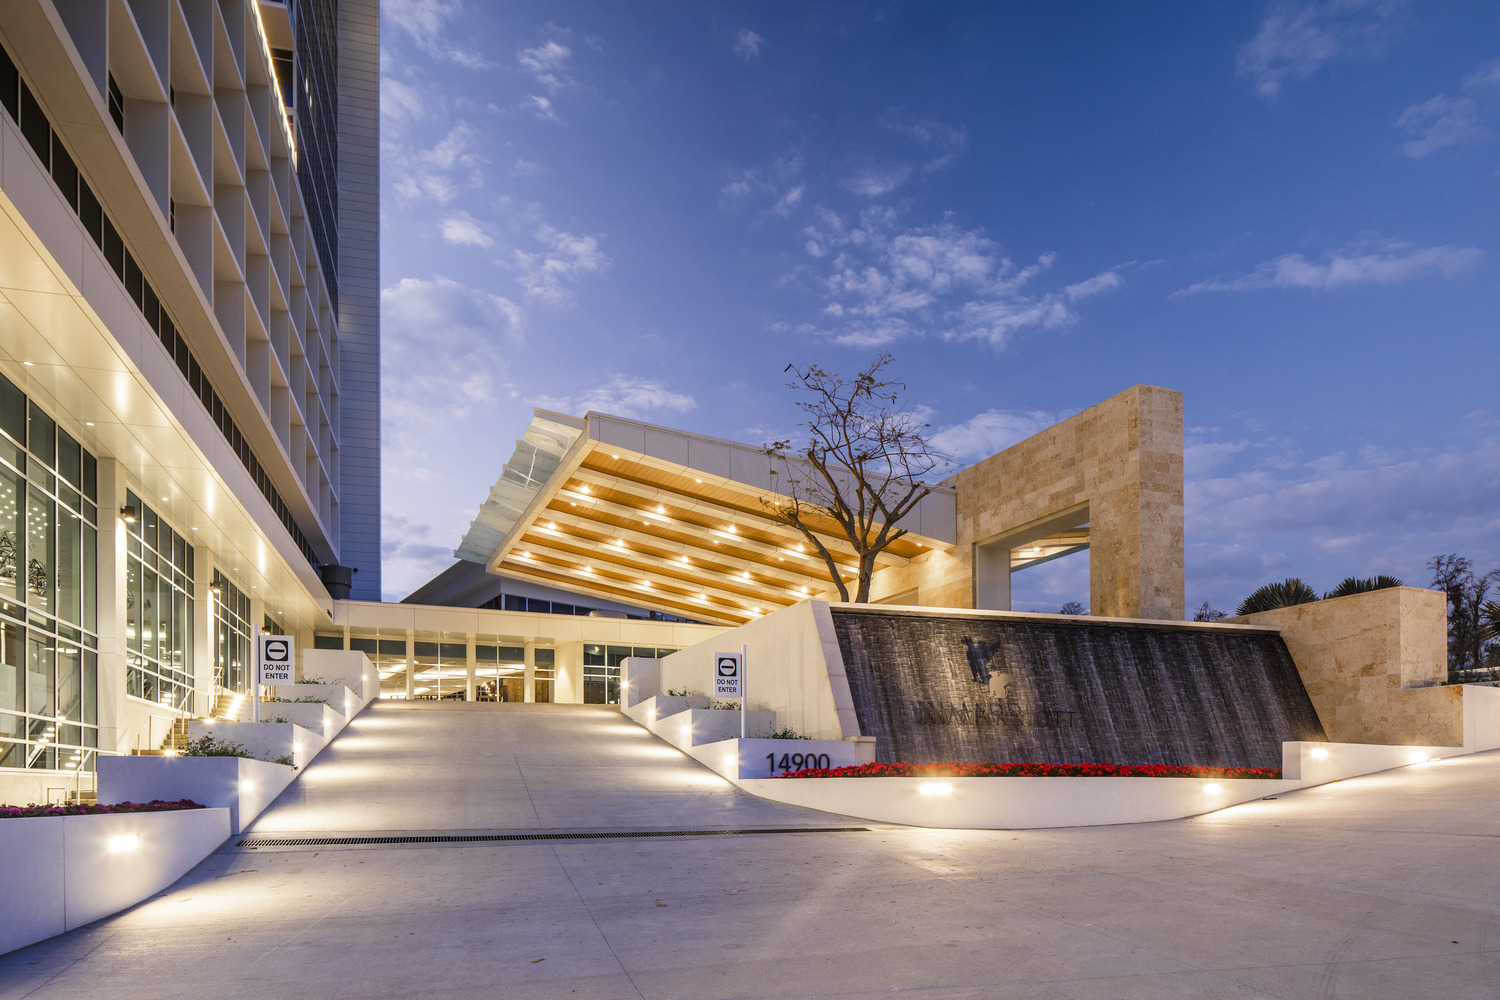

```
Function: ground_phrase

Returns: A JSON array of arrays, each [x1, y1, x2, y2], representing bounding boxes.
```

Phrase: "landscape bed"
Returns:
[[0, 799, 205, 818], [778, 761, 1282, 779]]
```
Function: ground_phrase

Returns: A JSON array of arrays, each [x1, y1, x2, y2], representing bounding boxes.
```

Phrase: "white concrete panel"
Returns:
[[0, 815, 64, 956], [98, 755, 295, 833], [643, 427, 689, 466], [0, 807, 230, 957], [592, 415, 646, 454]]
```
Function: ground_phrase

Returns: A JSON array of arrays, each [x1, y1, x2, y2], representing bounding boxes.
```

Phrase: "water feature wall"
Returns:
[[830, 608, 1325, 769]]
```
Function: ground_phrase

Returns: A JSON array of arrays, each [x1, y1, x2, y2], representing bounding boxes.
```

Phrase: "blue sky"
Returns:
[[376, 0, 1499, 612]]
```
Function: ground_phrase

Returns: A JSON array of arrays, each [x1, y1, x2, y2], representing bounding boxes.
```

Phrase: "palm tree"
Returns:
[[1237, 578, 1320, 616], [1323, 575, 1403, 599]]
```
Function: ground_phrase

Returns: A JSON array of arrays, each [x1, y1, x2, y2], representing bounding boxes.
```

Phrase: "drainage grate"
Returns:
[[236, 827, 869, 848]]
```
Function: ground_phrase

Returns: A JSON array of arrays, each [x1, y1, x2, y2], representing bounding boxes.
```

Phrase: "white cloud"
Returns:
[[1065, 270, 1123, 301], [380, 77, 426, 124], [1186, 430, 1500, 610], [534, 375, 697, 419], [518, 39, 575, 94], [841, 164, 913, 198], [391, 122, 483, 203], [880, 113, 968, 172], [381, 511, 456, 601], [734, 29, 764, 64], [384, 0, 490, 69], [522, 95, 562, 123], [512, 226, 609, 305], [720, 151, 805, 215], [1237, 0, 1405, 99], [1398, 96, 1484, 158], [1177, 239, 1481, 295], [380, 276, 522, 478], [1463, 58, 1500, 91], [797, 208, 1112, 349], [1397, 58, 1500, 158], [930, 409, 1061, 465], [439, 211, 492, 247], [771, 184, 805, 216]]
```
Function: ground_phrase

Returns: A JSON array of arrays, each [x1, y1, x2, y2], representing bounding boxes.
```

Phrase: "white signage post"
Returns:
[[256, 630, 294, 724], [714, 648, 748, 739]]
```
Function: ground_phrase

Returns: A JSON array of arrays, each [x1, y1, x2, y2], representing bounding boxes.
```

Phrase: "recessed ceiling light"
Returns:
[[21, 361, 33, 367], [85, 422, 94, 427]]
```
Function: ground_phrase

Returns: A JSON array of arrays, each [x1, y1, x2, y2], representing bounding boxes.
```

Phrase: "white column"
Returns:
[[94, 459, 129, 752], [404, 630, 415, 699], [465, 634, 476, 702], [523, 639, 535, 703], [191, 539, 213, 715]]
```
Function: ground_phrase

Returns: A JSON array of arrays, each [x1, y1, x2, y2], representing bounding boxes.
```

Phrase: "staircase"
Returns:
[[212, 689, 246, 722], [131, 718, 190, 756]]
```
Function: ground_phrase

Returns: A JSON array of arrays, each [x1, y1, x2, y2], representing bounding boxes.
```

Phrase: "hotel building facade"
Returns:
[[0, 1, 1187, 808]]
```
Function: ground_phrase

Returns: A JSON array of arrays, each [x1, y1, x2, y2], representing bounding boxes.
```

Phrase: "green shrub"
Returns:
[[763, 725, 810, 740], [181, 735, 256, 759]]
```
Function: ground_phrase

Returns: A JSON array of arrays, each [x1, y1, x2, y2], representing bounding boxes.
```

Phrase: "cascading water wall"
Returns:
[[830, 608, 1326, 769]]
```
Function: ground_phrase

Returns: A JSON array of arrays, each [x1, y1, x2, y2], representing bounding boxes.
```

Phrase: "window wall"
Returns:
[[0, 372, 99, 775], [584, 645, 678, 705], [474, 643, 525, 702], [124, 492, 194, 713], [212, 572, 252, 694]]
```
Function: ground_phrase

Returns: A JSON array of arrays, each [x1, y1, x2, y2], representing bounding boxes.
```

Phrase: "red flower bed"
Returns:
[[778, 761, 1281, 779], [0, 799, 205, 819]]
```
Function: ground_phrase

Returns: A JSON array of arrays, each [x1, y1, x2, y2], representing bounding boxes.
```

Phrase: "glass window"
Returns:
[[56, 644, 81, 721], [26, 483, 52, 613], [0, 373, 23, 446], [26, 402, 53, 468], [56, 430, 80, 489], [212, 571, 251, 694], [125, 498, 195, 712], [26, 630, 52, 716], [533, 647, 555, 704], [56, 507, 81, 625], [0, 621, 20, 713], [0, 464, 21, 605]]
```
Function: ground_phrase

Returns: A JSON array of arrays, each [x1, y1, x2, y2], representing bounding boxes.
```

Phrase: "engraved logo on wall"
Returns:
[[910, 637, 1075, 731]]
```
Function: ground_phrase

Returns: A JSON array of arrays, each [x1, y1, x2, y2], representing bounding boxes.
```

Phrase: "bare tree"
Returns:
[[1430, 554, 1500, 681], [763, 354, 948, 603]]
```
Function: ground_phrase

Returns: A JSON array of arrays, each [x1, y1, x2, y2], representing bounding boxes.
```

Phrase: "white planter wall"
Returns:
[[98, 756, 295, 834], [0, 807, 229, 956], [186, 720, 322, 769]]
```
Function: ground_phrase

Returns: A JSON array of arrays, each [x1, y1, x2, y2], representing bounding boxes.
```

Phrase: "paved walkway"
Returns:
[[249, 701, 845, 835], [2, 705, 1498, 999]]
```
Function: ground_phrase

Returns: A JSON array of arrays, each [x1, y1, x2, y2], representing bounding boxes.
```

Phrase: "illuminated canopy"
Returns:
[[457, 410, 958, 625]]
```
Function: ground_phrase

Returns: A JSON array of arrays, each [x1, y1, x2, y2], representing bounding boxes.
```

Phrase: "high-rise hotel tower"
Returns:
[[0, 0, 379, 804]]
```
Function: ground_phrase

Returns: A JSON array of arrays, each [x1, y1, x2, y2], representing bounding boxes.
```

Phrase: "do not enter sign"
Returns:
[[259, 634, 295, 684], [713, 652, 742, 698]]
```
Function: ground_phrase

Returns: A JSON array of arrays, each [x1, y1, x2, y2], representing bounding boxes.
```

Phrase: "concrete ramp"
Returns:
[[249, 701, 852, 836]]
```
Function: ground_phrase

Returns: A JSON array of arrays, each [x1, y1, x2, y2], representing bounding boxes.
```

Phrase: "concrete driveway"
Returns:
[[248, 700, 854, 835], [2, 705, 1497, 999]]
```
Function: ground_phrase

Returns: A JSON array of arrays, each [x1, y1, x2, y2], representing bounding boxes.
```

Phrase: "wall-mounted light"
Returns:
[[1203, 783, 1223, 796], [918, 782, 953, 796], [119, 505, 138, 523], [1310, 747, 1328, 759], [108, 834, 141, 852], [209, 581, 223, 596]]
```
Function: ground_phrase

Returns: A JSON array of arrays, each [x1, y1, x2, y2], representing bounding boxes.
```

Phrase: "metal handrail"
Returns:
[[56, 747, 97, 803]]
